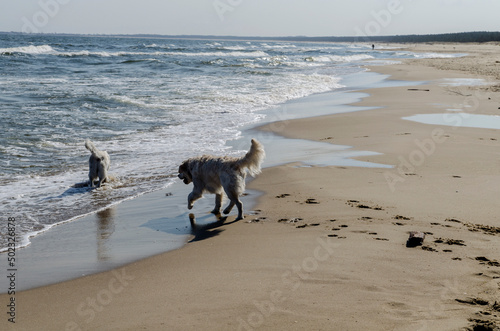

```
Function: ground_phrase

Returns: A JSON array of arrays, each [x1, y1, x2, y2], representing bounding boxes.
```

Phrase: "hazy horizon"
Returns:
[[1, 1, 499, 38]]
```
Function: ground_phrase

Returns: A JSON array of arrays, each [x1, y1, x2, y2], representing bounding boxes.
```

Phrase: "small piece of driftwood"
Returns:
[[406, 231, 425, 247]]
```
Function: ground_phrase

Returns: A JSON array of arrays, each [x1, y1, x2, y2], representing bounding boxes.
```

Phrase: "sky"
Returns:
[[0, 0, 499, 37]]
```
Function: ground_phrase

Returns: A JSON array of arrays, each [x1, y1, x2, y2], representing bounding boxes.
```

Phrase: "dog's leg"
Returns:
[[211, 194, 222, 215], [187, 190, 203, 210], [224, 191, 243, 221], [234, 199, 243, 221], [97, 175, 108, 188], [223, 201, 234, 214], [97, 160, 108, 188]]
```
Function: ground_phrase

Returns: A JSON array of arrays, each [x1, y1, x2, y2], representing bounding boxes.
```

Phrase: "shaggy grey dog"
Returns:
[[178, 139, 265, 221], [85, 139, 110, 188]]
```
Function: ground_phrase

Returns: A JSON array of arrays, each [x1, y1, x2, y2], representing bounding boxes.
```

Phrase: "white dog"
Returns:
[[85, 139, 110, 188], [178, 139, 265, 221]]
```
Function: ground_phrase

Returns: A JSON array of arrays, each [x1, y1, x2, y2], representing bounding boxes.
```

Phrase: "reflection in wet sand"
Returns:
[[96, 207, 116, 261]]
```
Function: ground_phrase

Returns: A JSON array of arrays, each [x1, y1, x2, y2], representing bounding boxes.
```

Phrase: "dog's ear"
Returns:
[[180, 160, 192, 176], [178, 160, 192, 184], [179, 160, 188, 173], [184, 161, 192, 179]]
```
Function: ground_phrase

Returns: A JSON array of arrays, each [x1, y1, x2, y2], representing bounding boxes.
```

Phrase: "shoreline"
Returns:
[[0, 63, 406, 293], [2, 44, 500, 330]]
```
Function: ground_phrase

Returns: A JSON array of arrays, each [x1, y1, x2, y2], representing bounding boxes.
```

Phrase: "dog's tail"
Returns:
[[236, 139, 265, 177], [85, 139, 99, 155]]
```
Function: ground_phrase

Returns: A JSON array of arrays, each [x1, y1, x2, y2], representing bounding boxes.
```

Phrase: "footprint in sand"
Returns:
[[278, 218, 303, 224], [247, 216, 268, 223], [296, 223, 320, 229], [476, 256, 500, 267], [434, 238, 466, 246], [464, 223, 500, 235], [347, 200, 384, 210]]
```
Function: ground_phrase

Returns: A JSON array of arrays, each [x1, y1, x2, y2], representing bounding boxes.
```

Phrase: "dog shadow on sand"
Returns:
[[140, 211, 240, 244], [188, 213, 240, 242]]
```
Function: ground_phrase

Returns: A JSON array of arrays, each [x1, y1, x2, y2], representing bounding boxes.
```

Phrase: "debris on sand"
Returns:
[[406, 231, 425, 247]]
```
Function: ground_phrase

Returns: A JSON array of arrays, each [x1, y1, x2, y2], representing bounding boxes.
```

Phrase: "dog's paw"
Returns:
[[188, 204, 193, 210]]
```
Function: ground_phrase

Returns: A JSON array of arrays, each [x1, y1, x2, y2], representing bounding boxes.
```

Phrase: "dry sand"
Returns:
[[2, 43, 500, 331]]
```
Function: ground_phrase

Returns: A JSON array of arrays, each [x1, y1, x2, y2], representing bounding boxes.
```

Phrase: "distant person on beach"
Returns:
[[372, 44, 375, 50]]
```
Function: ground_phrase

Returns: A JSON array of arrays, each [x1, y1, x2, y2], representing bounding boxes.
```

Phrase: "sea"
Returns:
[[0, 33, 464, 253]]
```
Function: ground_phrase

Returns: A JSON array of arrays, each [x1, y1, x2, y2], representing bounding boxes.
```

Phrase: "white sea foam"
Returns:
[[413, 52, 467, 59], [305, 54, 375, 62], [55, 50, 269, 58], [0, 44, 55, 54]]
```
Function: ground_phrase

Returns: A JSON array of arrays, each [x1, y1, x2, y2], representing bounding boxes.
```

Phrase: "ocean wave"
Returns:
[[121, 58, 163, 64], [55, 49, 269, 58], [216, 45, 248, 51], [176, 50, 269, 57], [107, 95, 171, 109], [0, 45, 269, 58], [0, 44, 55, 55], [261, 43, 297, 49]]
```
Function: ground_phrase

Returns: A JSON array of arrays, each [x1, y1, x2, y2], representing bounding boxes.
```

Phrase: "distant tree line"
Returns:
[[337, 31, 500, 43], [131, 31, 500, 43], [123, 31, 500, 43], [263, 31, 500, 43]]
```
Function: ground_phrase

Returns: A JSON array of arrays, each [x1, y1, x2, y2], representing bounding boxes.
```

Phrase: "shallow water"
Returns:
[[404, 113, 500, 130]]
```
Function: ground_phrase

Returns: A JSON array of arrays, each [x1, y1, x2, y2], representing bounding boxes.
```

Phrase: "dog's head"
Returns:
[[178, 160, 192, 185]]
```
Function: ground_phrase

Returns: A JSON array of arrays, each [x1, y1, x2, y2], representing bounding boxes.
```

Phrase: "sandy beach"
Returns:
[[2, 43, 500, 330]]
